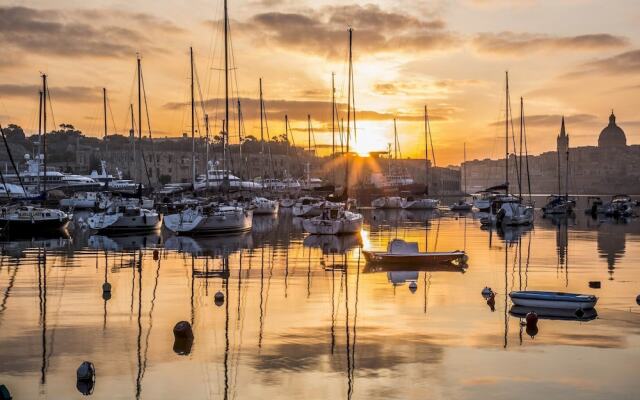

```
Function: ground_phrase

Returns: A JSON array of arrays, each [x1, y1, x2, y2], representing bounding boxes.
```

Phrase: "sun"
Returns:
[[350, 121, 389, 157]]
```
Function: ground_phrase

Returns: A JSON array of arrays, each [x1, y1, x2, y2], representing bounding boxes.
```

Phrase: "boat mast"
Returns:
[[190, 47, 196, 189], [137, 55, 142, 184], [345, 28, 353, 198], [565, 131, 569, 200], [205, 113, 210, 190], [307, 114, 311, 153], [519, 97, 523, 199], [504, 71, 509, 195], [557, 119, 562, 196], [42, 74, 47, 194], [424, 105, 429, 195], [223, 0, 229, 181], [130, 104, 135, 179], [37, 90, 42, 193], [332, 72, 335, 157], [463, 142, 467, 195], [103, 88, 108, 156]]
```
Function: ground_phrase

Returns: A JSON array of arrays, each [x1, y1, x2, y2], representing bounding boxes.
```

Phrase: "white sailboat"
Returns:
[[250, 196, 279, 215], [163, 204, 252, 234], [87, 205, 161, 233], [302, 207, 363, 235], [372, 196, 404, 209]]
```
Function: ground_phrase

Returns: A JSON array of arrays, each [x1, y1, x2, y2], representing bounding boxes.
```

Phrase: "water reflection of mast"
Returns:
[[223, 255, 230, 400], [103, 251, 108, 330], [258, 246, 265, 348], [135, 250, 143, 399], [140, 251, 161, 391], [39, 248, 48, 385]]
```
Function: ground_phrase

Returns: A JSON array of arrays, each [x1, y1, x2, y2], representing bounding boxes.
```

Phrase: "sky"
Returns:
[[0, 0, 638, 166]]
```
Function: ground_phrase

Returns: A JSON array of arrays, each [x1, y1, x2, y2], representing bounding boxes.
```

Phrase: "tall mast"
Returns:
[[137, 55, 142, 184], [190, 47, 196, 188], [307, 114, 311, 153], [565, 131, 569, 199], [463, 142, 467, 194], [223, 0, 229, 179], [237, 99, 243, 179], [557, 119, 562, 196], [393, 118, 398, 160], [519, 97, 523, 199], [504, 71, 509, 194], [205, 113, 210, 190], [424, 105, 429, 194], [130, 104, 135, 178], [103, 88, 108, 157], [259, 78, 264, 144], [332, 72, 335, 157], [37, 90, 42, 192], [345, 28, 353, 198], [42, 74, 47, 194]]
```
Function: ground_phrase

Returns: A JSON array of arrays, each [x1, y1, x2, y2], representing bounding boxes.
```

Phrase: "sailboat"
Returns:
[[401, 107, 439, 210], [0, 75, 71, 235], [480, 73, 533, 227], [88, 57, 160, 232], [301, 28, 363, 235], [163, 4, 253, 235], [450, 143, 473, 211], [542, 117, 575, 215]]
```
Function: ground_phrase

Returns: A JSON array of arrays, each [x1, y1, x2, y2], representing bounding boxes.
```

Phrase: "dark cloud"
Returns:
[[0, 84, 100, 102], [489, 113, 599, 128], [566, 49, 640, 78], [0, 6, 184, 58], [163, 97, 452, 125], [373, 79, 482, 95], [240, 4, 459, 58], [473, 32, 628, 55]]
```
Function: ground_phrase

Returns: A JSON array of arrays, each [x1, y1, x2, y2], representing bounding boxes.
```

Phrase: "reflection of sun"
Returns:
[[350, 121, 389, 157]]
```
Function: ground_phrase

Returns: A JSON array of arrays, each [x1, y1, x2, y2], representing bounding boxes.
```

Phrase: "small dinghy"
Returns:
[[363, 239, 467, 266], [509, 291, 597, 310]]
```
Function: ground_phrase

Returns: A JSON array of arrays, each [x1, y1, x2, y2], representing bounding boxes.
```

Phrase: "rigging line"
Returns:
[[107, 96, 119, 135], [523, 103, 532, 202], [44, 83, 57, 132], [507, 85, 521, 192], [0, 124, 27, 195], [425, 107, 436, 167]]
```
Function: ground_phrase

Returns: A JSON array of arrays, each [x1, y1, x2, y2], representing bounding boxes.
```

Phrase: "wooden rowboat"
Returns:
[[363, 239, 467, 266]]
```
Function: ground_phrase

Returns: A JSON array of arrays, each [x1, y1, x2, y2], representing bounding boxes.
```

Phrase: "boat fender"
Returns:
[[637, 294, 640, 306], [461, 254, 469, 263], [214, 291, 225, 306], [76, 361, 96, 395], [102, 282, 112, 293], [481, 287, 494, 299], [0, 384, 11, 400], [408, 281, 418, 293], [526, 324, 538, 338], [575, 309, 585, 318]]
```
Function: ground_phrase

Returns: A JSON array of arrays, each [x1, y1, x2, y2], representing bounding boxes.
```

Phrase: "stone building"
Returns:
[[464, 112, 640, 195]]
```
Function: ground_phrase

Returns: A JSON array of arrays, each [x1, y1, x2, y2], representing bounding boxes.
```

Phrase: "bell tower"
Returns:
[[557, 116, 569, 154]]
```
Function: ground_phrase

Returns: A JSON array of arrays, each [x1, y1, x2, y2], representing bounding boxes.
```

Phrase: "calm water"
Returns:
[[1, 203, 640, 399]]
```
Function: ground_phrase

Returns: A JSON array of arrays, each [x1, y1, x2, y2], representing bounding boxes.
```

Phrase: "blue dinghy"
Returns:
[[509, 291, 597, 310]]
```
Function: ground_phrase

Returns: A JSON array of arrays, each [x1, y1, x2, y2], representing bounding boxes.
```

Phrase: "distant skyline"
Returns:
[[0, 0, 638, 165]]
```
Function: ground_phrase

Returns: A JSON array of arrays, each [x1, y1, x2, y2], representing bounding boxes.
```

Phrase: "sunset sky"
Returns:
[[0, 0, 638, 165]]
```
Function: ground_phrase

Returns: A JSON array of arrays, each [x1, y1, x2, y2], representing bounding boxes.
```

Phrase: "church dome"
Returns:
[[598, 112, 627, 148]]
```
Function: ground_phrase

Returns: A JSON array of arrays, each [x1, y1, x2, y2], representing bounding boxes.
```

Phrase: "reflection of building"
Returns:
[[465, 113, 639, 194], [597, 224, 626, 279]]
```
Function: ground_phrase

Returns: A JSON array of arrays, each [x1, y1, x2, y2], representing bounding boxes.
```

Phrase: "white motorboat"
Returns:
[[372, 196, 404, 209], [509, 291, 597, 310], [250, 197, 279, 215], [0, 183, 29, 199], [97, 195, 154, 210], [89, 161, 141, 192], [60, 192, 106, 209], [302, 207, 363, 235], [473, 190, 499, 211], [0, 205, 70, 234], [193, 163, 262, 191], [542, 195, 575, 215], [163, 204, 253, 235], [87, 205, 161, 233], [292, 196, 324, 217], [603, 194, 634, 217], [480, 195, 534, 226], [449, 200, 473, 211], [401, 196, 439, 210]]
